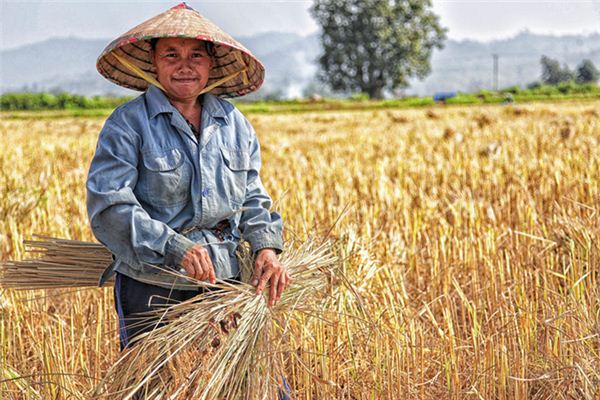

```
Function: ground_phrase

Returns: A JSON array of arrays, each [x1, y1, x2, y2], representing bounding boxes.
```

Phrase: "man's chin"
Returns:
[[165, 86, 207, 101]]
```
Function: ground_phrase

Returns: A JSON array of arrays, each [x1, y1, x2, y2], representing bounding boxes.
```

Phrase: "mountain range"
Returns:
[[2, 30, 600, 98]]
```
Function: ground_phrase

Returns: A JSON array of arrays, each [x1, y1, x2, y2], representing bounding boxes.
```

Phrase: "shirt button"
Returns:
[[202, 188, 210, 197]]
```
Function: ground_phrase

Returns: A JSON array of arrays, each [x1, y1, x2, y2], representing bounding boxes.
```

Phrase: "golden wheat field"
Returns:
[[1, 101, 599, 399]]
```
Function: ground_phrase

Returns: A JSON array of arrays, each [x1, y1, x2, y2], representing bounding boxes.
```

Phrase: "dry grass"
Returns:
[[1, 101, 600, 399]]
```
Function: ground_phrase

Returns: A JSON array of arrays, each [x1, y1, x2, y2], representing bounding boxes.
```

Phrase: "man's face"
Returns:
[[151, 38, 213, 102]]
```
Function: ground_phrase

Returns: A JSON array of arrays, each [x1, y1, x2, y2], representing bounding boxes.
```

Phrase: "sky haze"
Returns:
[[2, 1, 600, 50]]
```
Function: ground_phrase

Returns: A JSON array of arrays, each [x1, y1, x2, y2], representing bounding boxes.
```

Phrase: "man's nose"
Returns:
[[177, 58, 193, 72]]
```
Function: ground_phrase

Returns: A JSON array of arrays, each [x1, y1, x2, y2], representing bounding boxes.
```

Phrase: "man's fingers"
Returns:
[[251, 250, 289, 305], [206, 256, 217, 284], [185, 256, 194, 279], [183, 263, 195, 278], [277, 274, 286, 301], [269, 274, 279, 307], [256, 269, 273, 295], [194, 256, 205, 281], [252, 261, 265, 286], [284, 272, 291, 290], [182, 246, 201, 279], [199, 251, 212, 281], [181, 249, 217, 283]]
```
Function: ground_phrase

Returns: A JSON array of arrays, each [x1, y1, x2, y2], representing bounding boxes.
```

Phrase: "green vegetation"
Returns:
[[449, 82, 600, 105], [0, 92, 133, 111], [1, 82, 599, 117]]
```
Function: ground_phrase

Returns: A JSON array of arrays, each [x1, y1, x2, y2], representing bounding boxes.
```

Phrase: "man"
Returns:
[[88, 3, 290, 351]]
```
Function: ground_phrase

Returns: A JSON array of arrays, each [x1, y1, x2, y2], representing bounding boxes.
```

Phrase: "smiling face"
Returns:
[[150, 37, 213, 103]]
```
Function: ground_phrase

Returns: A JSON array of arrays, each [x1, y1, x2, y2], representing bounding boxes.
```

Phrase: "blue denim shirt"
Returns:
[[86, 85, 283, 289]]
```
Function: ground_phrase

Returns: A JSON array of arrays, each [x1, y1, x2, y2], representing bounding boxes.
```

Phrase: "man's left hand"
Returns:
[[252, 249, 290, 307]]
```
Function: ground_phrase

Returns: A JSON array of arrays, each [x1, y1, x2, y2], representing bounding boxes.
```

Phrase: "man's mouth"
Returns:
[[173, 77, 198, 83]]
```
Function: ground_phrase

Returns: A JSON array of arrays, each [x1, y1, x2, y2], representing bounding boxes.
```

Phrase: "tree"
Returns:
[[310, 0, 446, 99], [540, 56, 573, 85], [575, 59, 599, 84]]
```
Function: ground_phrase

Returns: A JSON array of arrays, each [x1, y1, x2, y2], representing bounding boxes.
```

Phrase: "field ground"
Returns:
[[1, 100, 599, 398]]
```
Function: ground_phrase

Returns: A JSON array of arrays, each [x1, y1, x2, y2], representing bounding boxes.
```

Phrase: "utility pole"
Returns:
[[493, 53, 499, 91]]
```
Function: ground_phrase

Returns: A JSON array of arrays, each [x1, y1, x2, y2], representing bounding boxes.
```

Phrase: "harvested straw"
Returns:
[[1, 235, 342, 398], [92, 239, 338, 400], [0, 236, 113, 289]]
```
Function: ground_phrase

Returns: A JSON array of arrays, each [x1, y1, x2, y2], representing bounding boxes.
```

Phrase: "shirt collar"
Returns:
[[145, 85, 228, 123]]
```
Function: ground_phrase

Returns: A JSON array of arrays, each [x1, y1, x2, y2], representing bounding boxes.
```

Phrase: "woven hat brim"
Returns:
[[96, 4, 264, 98]]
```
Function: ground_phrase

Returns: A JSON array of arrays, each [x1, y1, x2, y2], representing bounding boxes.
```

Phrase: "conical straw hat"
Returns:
[[96, 2, 264, 98]]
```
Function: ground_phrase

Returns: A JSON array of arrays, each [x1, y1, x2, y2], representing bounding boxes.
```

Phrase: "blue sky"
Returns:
[[2, 1, 600, 50]]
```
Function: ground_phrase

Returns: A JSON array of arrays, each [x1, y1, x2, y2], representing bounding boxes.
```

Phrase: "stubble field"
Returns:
[[1, 101, 599, 399]]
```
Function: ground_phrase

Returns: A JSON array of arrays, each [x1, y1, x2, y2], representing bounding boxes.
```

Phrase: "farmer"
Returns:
[[87, 2, 289, 356]]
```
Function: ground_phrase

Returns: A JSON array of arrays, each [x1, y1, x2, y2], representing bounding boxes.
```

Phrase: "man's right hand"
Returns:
[[180, 245, 216, 284]]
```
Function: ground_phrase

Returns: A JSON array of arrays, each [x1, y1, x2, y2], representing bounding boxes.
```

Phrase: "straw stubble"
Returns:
[[1, 103, 600, 399]]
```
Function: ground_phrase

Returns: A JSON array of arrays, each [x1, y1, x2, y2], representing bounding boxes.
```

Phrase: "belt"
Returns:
[[180, 220, 230, 240], [179, 207, 249, 237]]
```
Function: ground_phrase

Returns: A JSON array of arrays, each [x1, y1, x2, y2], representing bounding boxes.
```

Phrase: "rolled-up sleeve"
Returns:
[[238, 123, 284, 254], [86, 117, 195, 272]]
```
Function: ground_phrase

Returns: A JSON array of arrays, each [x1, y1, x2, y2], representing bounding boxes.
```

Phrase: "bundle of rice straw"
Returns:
[[91, 239, 338, 399], [0, 236, 114, 289]]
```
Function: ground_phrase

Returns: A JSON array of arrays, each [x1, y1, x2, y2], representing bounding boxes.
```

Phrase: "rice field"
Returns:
[[1, 100, 599, 399]]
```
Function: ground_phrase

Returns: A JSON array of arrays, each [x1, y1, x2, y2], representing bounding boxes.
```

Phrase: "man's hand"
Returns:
[[180, 245, 216, 284], [252, 248, 290, 307]]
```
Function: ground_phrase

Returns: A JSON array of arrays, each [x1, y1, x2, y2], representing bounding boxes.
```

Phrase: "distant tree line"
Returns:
[[0, 92, 132, 111], [527, 56, 600, 89]]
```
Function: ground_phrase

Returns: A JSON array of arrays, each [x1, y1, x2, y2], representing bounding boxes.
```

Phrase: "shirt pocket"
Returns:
[[219, 147, 251, 206], [138, 148, 192, 207]]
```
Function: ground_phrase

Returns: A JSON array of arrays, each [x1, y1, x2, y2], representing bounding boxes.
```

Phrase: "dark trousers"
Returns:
[[113, 272, 203, 350], [113, 272, 292, 399]]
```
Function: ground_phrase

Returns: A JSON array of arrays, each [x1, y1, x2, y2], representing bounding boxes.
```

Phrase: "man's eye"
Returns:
[[164, 53, 177, 58], [192, 53, 208, 58]]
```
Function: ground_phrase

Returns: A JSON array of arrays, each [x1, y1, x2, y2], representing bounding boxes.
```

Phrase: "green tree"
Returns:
[[541, 56, 573, 85], [575, 59, 599, 84], [310, 0, 446, 99]]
